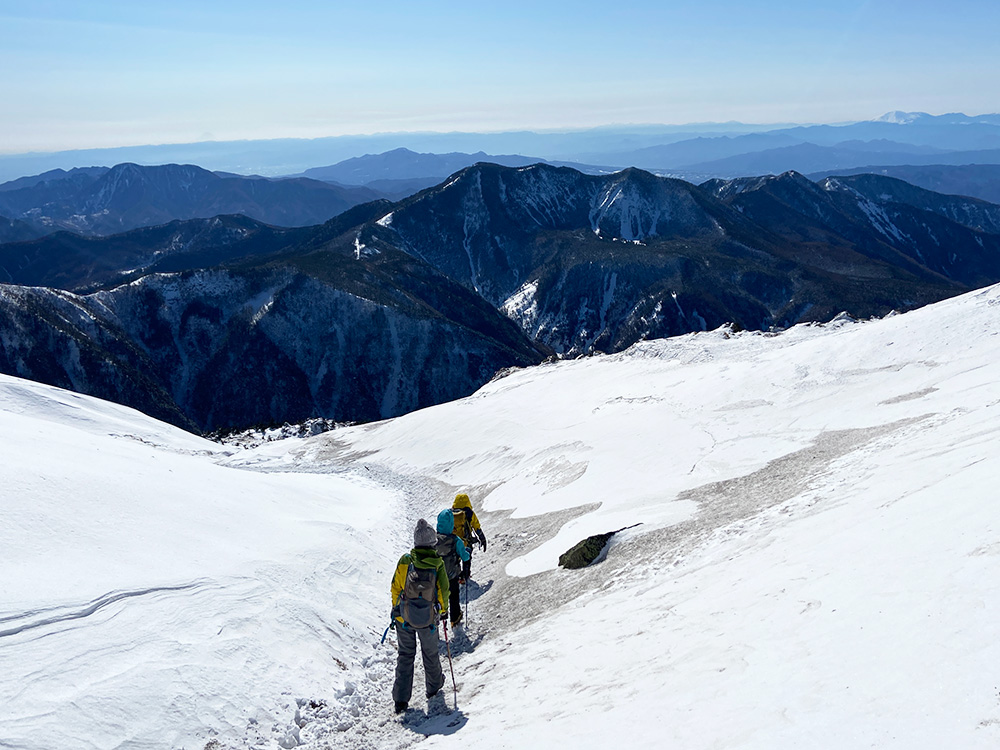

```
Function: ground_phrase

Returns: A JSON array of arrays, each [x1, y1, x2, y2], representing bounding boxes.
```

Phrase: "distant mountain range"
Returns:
[[0, 163, 381, 236], [669, 143, 1000, 180], [298, 148, 542, 184], [3, 112, 1000, 184], [3, 163, 1000, 432], [289, 147, 609, 199]]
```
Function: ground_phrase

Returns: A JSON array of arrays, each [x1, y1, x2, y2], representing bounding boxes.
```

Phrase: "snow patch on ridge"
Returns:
[[502, 279, 540, 329], [827, 179, 912, 245], [589, 182, 664, 241]]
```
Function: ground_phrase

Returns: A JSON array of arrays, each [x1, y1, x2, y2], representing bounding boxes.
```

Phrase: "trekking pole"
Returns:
[[443, 620, 458, 709], [464, 547, 471, 623]]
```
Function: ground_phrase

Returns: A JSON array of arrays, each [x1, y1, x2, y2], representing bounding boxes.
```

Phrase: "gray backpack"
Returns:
[[400, 563, 437, 628], [436, 534, 461, 580]]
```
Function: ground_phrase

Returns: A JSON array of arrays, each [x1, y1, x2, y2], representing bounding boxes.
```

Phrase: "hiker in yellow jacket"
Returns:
[[452, 493, 487, 580], [390, 519, 449, 714]]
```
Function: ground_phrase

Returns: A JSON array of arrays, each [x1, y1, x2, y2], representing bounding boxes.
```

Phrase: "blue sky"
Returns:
[[1, 0, 997, 153]]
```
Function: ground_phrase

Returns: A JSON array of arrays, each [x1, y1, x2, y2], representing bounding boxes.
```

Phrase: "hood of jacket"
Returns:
[[437, 508, 455, 534], [409, 546, 442, 566], [453, 493, 472, 511]]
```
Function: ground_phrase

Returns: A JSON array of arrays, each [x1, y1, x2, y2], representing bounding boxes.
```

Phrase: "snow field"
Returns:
[[0, 376, 403, 749], [1, 283, 999, 749], [263, 284, 1000, 748]]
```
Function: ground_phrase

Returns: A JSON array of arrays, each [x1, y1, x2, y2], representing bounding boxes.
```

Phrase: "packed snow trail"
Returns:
[[238, 283, 1000, 749], [248, 482, 572, 750]]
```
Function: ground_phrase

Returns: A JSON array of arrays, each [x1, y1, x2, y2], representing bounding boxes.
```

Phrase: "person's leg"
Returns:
[[449, 576, 462, 623], [417, 625, 445, 698], [392, 626, 417, 705]]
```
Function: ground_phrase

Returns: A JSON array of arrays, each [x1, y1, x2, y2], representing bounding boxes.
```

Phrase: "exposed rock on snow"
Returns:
[[558, 531, 615, 569], [558, 524, 640, 569]]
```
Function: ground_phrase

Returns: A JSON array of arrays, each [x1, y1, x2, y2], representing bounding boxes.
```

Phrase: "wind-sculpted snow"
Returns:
[[0, 374, 401, 749], [0, 581, 213, 638]]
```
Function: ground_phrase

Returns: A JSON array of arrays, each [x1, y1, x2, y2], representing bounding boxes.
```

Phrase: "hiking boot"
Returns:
[[427, 681, 445, 699], [394, 701, 408, 714], [451, 611, 463, 627]]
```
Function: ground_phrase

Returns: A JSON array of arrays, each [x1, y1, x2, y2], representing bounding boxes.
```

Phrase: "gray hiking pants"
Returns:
[[392, 624, 444, 703]]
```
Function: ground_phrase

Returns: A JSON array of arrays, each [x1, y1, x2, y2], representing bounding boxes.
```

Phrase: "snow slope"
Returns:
[[241, 283, 1000, 749], [0, 377, 402, 749], [3, 283, 1000, 749]]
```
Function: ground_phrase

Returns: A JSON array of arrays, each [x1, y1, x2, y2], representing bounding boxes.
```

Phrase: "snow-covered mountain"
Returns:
[[2, 282, 999, 749], [820, 172, 1000, 236], [873, 110, 930, 124], [363, 163, 997, 352], [0, 213, 310, 291], [4, 163, 1000, 432], [813, 163, 1000, 206], [706, 170, 1000, 289], [0, 247, 544, 431]]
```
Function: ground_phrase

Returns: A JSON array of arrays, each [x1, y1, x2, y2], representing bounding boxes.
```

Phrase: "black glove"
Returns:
[[441, 612, 448, 624], [477, 529, 487, 552]]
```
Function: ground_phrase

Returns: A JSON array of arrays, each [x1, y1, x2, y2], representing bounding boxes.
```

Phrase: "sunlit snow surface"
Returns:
[[0, 379, 400, 749], [3, 284, 1000, 749]]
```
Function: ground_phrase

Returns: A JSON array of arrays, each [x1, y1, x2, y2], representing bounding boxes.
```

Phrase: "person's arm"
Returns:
[[475, 528, 487, 552], [436, 560, 450, 615], [390, 555, 409, 619], [456, 537, 470, 562]]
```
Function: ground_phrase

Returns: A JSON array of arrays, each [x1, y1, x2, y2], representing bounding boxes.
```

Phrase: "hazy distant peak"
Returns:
[[873, 111, 931, 124], [0, 165, 110, 193]]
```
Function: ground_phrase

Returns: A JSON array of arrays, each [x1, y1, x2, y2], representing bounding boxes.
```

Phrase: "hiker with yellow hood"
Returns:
[[452, 493, 487, 581]]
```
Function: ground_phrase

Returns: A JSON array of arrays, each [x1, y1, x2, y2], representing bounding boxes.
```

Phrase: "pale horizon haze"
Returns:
[[1, 0, 998, 155]]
